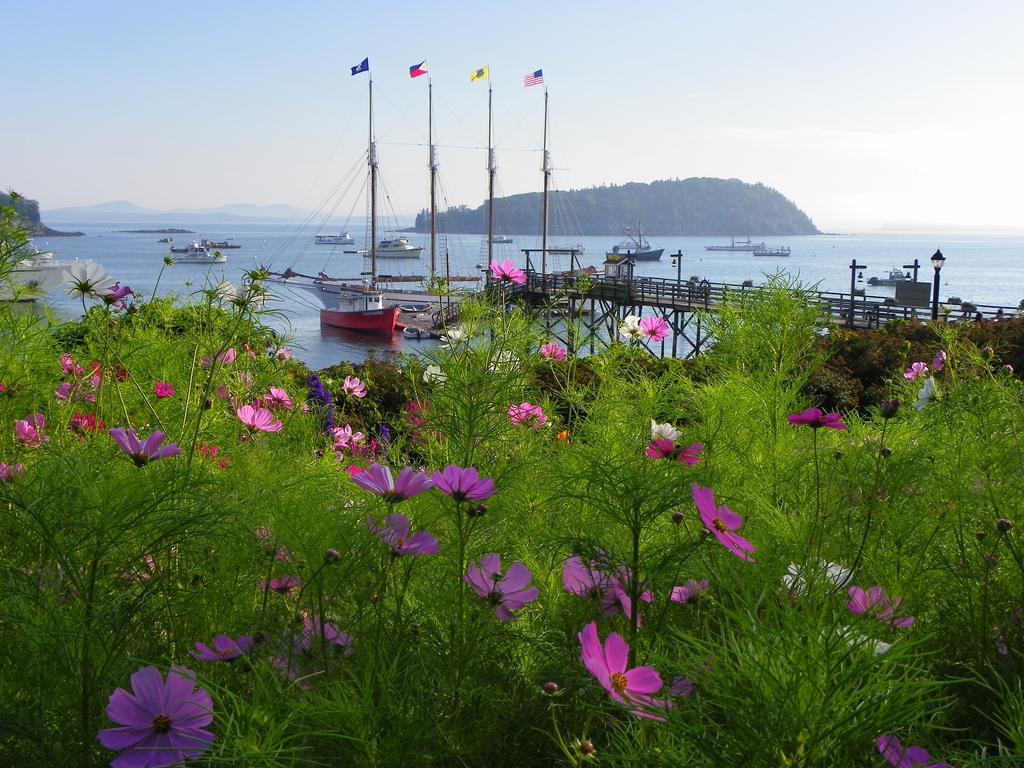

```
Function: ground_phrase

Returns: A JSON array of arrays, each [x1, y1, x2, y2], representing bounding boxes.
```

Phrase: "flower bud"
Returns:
[[324, 548, 341, 564], [834, 450, 843, 460], [542, 681, 560, 695], [997, 518, 1013, 533], [579, 740, 596, 756], [976, 531, 988, 542], [982, 345, 995, 357], [880, 400, 900, 419], [880, 447, 893, 458], [467, 503, 488, 518], [671, 510, 684, 525]]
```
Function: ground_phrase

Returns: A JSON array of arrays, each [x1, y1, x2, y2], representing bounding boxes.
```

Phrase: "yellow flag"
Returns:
[[470, 66, 489, 82]]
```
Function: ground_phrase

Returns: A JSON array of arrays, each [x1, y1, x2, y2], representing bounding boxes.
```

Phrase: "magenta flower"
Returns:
[[692, 483, 755, 562], [15, 414, 47, 446], [60, 353, 81, 376], [904, 362, 929, 381], [876, 735, 952, 768], [236, 404, 283, 433], [352, 463, 433, 501], [191, 634, 255, 662], [578, 622, 671, 721], [931, 350, 947, 372], [670, 579, 710, 604], [275, 347, 293, 360], [342, 375, 367, 398], [638, 316, 670, 343], [154, 381, 175, 398], [97, 665, 214, 768], [218, 347, 237, 365], [299, 616, 354, 654], [670, 676, 695, 697], [431, 465, 496, 502], [0, 463, 26, 481], [787, 407, 847, 430], [646, 438, 703, 465], [490, 259, 527, 285], [562, 556, 652, 626], [847, 586, 915, 627], [464, 553, 538, 620], [367, 513, 439, 556], [508, 401, 547, 428], [109, 427, 180, 466], [265, 387, 293, 411], [260, 575, 300, 594], [540, 342, 567, 361]]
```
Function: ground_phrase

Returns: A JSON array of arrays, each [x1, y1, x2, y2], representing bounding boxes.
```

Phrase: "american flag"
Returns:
[[523, 69, 544, 87]]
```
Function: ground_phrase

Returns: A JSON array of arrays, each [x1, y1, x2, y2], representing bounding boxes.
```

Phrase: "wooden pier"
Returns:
[[500, 267, 1019, 359]]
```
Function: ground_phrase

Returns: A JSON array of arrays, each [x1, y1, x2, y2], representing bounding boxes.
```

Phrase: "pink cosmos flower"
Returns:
[[638, 316, 671, 343], [904, 362, 929, 381], [154, 381, 176, 398], [218, 348, 237, 365], [242, 342, 257, 359], [191, 634, 255, 662], [431, 465, 497, 502], [367, 513, 439, 556], [464, 553, 538, 620], [15, 414, 47, 446], [260, 575, 300, 594], [97, 666, 214, 767], [931, 350, 946, 372], [275, 347, 293, 360], [236, 405, 283, 433], [109, 427, 181, 466], [235, 371, 255, 390], [847, 585, 914, 627], [787, 407, 847, 430], [265, 387, 293, 411], [578, 622, 671, 721], [876, 735, 952, 768], [490, 259, 527, 285], [508, 402, 547, 428], [692, 483, 755, 562], [342, 376, 367, 398], [0, 463, 26, 481], [351, 463, 434, 501], [562, 556, 653, 626], [540, 342, 567, 361], [330, 424, 366, 452], [670, 579, 710, 604], [69, 412, 104, 435], [298, 616, 354, 654], [59, 353, 81, 376], [646, 438, 703, 465]]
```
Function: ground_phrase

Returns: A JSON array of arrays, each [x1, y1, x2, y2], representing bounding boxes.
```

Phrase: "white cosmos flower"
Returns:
[[442, 328, 467, 343], [651, 420, 681, 443], [64, 262, 116, 300], [423, 363, 447, 384], [913, 376, 936, 411], [215, 280, 239, 301], [487, 350, 520, 373], [619, 315, 642, 341], [782, 559, 853, 595]]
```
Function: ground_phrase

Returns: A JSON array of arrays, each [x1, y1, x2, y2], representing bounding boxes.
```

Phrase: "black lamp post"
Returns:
[[930, 249, 945, 321], [849, 259, 867, 328], [902, 258, 920, 281]]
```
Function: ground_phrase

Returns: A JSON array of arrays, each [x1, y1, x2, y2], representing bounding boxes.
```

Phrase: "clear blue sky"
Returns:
[[4, 0, 1022, 231]]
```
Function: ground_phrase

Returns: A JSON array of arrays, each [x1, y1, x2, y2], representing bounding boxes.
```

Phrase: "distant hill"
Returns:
[[44, 201, 315, 222], [413, 178, 820, 236], [1, 192, 83, 236]]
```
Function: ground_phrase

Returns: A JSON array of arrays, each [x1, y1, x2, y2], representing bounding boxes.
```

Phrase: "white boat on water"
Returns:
[[316, 232, 355, 245], [752, 246, 791, 258], [3, 248, 99, 301], [867, 267, 913, 286], [377, 234, 423, 258], [168, 241, 227, 263], [491, 234, 514, 244], [705, 236, 766, 252]]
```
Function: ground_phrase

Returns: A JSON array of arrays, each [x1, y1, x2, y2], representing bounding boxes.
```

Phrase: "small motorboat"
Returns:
[[398, 303, 432, 313]]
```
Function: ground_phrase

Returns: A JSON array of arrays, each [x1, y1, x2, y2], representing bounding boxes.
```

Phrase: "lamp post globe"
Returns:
[[930, 249, 945, 321]]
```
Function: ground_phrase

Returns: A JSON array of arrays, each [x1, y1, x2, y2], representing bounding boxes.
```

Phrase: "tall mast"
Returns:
[[429, 79, 437, 275], [541, 87, 550, 275], [369, 76, 377, 281], [487, 81, 495, 266]]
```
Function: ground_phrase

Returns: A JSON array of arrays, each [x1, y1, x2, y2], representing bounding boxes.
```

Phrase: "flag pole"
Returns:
[[369, 74, 377, 282], [429, 77, 437, 276], [541, 86, 549, 276], [487, 78, 495, 270]]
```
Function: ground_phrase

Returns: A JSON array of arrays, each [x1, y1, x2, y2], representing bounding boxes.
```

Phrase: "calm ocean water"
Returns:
[[32, 221, 1024, 369]]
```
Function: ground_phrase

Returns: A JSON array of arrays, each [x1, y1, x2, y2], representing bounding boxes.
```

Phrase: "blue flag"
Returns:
[[351, 58, 369, 76]]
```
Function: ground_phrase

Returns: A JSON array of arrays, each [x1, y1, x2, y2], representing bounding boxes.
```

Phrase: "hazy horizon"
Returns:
[[5, 1, 1023, 234]]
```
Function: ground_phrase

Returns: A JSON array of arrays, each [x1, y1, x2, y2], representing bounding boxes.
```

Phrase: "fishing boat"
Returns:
[[867, 267, 913, 286], [605, 224, 663, 261], [377, 234, 423, 257], [491, 234, 513, 244], [315, 232, 355, 245], [752, 246, 791, 258], [705, 236, 766, 252], [320, 283, 398, 334], [168, 241, 227, 263]]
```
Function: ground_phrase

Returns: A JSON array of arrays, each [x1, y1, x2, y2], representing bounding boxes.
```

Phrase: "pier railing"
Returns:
[[509, 270, 1020, 328]]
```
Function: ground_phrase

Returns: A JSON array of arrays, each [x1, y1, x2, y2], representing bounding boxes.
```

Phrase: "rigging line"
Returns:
[[378, 140, 540, 153]]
